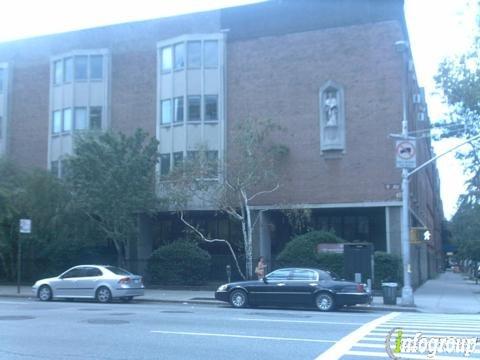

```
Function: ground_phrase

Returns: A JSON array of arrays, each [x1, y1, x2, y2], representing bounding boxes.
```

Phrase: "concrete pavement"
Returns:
[[2, 271, 478, 313]]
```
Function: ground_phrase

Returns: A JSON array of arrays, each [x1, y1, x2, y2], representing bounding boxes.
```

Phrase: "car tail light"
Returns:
[[356, 283, 365, 292], [118, 277, 131, 285]]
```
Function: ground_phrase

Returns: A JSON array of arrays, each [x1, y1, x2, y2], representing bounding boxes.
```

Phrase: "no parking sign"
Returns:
[[396, 140, 416, 168]]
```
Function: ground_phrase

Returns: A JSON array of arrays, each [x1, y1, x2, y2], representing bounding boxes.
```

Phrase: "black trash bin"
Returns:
[[382, 282, 398, 305]]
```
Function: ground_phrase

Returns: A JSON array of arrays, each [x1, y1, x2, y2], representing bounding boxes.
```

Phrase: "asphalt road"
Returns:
[[0, 297, 384, 360]]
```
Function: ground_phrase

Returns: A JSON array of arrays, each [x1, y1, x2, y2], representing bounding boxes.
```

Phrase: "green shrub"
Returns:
[[276, 230, 344, 273], [147, 240, 211, 285], [374, 251, 403, 289]]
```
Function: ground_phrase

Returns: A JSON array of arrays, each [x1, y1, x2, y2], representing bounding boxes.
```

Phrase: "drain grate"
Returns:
[[0, 316, 35, 321], [86, 319, 129, 325]]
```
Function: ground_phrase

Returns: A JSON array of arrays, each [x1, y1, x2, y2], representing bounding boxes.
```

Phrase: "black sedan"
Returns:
[[215, 267, 371, 311]]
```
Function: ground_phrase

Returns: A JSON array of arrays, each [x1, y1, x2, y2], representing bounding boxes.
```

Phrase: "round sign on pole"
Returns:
[[396, 140, 416, 168]]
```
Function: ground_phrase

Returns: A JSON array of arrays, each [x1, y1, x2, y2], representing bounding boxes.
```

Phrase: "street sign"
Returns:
[[396, 139, 416, 168], [19, 219, 31, 234]]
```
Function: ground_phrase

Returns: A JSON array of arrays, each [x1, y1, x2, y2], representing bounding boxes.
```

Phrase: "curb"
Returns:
[[0, 294, 418, 311]]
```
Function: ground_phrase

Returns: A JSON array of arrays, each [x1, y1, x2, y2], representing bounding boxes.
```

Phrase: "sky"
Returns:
[[0, 0, 475, 219]]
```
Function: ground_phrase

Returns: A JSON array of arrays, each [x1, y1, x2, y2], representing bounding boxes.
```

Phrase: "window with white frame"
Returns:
[[204, 95, 218, 121], [0, 68, 4, 93], [174, 97, 184, 123], [52, 111, 62, 134], [204, 40, 218, 68], [174, 43, 185, 70], [89, 106, 102, 130], [63, 108, 72, 132], [161, 47, 172, 73], [187, 96, 201, 122], [187, 41, 201, 68], [52, 55, 104, 84], [161, 99, 172, 124], [74, 107, 87, 130], [160, 154, 171, 176]]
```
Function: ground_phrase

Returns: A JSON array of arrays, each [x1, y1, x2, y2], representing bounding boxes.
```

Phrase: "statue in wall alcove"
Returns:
[[324, 90, 338, 127]]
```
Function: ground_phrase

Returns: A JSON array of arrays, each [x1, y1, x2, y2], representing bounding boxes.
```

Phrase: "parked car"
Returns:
[[215, 267, 371, 311], [32, 265, 144, 303]]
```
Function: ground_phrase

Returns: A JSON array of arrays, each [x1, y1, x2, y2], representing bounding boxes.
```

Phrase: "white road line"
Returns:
[[378, 324, 480, 331], [150, 330, 336, 343], [234, 317, 364, 326], [314, 312, 400, 360], [345, 350, 480, 359]]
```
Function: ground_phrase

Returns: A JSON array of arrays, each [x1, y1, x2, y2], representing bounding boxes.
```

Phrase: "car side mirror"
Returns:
[[263, 277, 268, 284]]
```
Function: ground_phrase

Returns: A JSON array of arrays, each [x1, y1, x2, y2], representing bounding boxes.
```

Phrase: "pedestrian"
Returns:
[[255, 256, 267, 280]]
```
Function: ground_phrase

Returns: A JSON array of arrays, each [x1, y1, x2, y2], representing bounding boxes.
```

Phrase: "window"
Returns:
[[0, 68, 3, 93], [173, 152, 183, 168], [174, 97, 184, 123], [61, 268, 83, 279], [89, 106, 102, 130], [292, 269, 317, 281], [204, 41, 218, 68], [187, 151, 199, 161], [74, 107, 87, 130], [267, 269, 291, 281], [318, 271, 333, 281], [174, 43, 185, 70], [160, 154, 171, 176], [75, 56, 88, 80], [187, 41, 201, 68], [52, 111, 62, 134], [90, 55, 103, 80], [188, 96, 201, 121], [85, 267, 102, 277], [54, 60, 63, 85], [161, 46, 172, 72], [161, 99, 172, 124], [63, 108, 72, 132], [50, 160, 59, 177], [64, 57, 73, 83], [206, 150, 218, 178], [204, 95, 218, 121], [61, 160, 71, 179]]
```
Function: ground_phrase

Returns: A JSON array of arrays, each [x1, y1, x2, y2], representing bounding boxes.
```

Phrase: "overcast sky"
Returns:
[[0, 0, 475, 219]]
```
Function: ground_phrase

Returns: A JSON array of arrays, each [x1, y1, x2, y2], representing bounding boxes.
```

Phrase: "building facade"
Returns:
[[0, 0, 444, 285]]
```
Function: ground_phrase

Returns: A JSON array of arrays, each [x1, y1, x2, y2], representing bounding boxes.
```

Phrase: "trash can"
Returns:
[[382, 282, 398, 305]]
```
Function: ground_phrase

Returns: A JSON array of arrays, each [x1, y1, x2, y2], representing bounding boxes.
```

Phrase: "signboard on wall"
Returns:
[[317, 243, 344, 254]]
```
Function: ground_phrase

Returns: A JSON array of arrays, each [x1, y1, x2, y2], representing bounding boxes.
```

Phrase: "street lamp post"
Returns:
[[396, 40, 414, 306]]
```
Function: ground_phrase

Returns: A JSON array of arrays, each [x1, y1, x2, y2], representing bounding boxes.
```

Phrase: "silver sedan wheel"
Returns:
[[96, 287, 112, 303], [38, 285, 52, 301], [229, 289, 247, 308], [315, 293, 335, 312]]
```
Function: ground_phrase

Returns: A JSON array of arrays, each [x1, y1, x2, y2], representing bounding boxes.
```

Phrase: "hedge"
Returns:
[[373, 251, 403, 289], [147, 240, 211, 285]]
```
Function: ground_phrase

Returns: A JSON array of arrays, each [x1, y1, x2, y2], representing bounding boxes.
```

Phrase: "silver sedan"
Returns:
[[32, 265, 144, 303]]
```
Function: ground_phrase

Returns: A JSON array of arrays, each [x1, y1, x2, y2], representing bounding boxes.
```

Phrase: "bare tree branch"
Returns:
[[179, 211, 246, 280], [247, 183, 280, 202]]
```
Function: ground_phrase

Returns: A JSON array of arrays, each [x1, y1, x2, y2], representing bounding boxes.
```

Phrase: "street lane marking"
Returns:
[[150, 330, 336, 343], [234, 317, 364, 326], [370, 329, 480, 335], [314, 312, 400, 360]]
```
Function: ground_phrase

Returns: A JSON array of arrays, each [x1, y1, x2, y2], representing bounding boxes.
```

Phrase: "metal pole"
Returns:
[[17, 234, 21, 294], [396, 40, 414, 306]]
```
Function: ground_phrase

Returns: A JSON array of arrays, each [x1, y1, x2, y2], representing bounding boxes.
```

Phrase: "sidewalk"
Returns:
[[1, 272, 478, 313]]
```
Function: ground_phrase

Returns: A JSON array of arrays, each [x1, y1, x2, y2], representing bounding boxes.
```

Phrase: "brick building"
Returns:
[[0, 0, 444, 285]]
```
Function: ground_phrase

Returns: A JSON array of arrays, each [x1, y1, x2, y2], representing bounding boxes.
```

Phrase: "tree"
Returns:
[[435, 32, 480, 203], [450, 199, 480, 262], [66, 129, 159, 267], [165, 118, 288, 279]]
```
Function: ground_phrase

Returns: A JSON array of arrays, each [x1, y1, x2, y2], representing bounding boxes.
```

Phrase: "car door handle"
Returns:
[[277, 283, 286, 286]]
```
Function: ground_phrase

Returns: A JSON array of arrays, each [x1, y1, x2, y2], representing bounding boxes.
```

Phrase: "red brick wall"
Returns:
[[226, 21, 406, 205]]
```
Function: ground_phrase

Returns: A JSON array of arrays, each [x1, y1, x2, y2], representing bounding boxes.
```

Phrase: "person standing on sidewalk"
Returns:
[[255, 257, 267, 280]]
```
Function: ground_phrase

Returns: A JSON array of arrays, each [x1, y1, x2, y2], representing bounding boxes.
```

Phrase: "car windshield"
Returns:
[[105, 266, 132, 275]]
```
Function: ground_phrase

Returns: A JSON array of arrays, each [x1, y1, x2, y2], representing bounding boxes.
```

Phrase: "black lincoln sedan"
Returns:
[[215, 267, 371, 311]]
